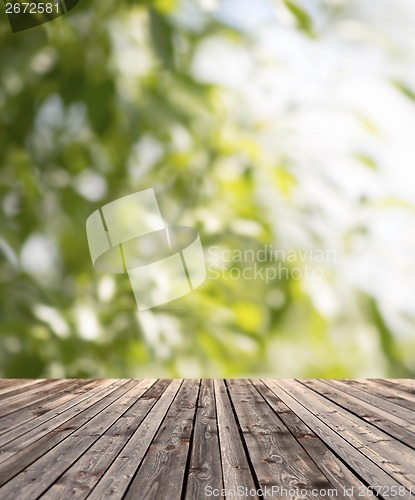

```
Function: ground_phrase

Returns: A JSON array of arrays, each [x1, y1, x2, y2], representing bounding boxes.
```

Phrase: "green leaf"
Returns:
[[354, 153, 378, 171], [283, 0, 314, 36], [392, 80, 415, 101], [149, 8, 175, 70], [368, 298, 413, 377]]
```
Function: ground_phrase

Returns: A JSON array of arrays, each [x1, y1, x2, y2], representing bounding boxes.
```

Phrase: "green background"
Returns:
[[1, 0, 415, 378]]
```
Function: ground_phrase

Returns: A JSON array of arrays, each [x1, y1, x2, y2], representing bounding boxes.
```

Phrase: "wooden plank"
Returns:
[[0, 379, 75, 417], [89, 379, 182, 499], [0, 378, 414, 499], [184, 379, 223, 500], [123, 379, 200, 500], [252, 380, 368, 499], [0, 380, 156, 499], [0, 380, 50, 398], [40, 379, 171, 499], [213, 379, 258, 498], [263, 380, 410, 498], [0, 380, 19, 390], [227, 379, 335, 499], [309, 379, 415, 447], [0, 379, 83, 435], [386, 379, 415, 389], [349, 379, 415, 407], [0, 380, 71, 406], [0, 380, 37, 392], [373, 379, 415, 397], [327, 380, 415, 423], [0, 379, 112, 449], [273, 380, 415, 493], [0, 379, 132, 485]]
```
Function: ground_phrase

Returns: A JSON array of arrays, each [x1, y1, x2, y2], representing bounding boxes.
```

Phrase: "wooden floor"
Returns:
[[0, 380, 414, 499]]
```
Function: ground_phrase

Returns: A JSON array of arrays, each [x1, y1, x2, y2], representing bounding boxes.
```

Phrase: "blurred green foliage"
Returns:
[[0, 0, 414, 378]]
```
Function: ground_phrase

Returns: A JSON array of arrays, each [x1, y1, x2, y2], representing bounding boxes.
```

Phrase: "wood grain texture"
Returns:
[[41, 379, 169, 499], [252, 380, 368, 499], [214, 379, 258, 498], [305, 379, 415, 448], [1, 380, 157, 499], [263, 379, 412, 499], [0, 378, 413, 499], [184, 379, 223, 500], [0, 379, 113, 450], [123, 379, 199, 500], [0, 379, 131, 485], [227, 379, 333, 500], [88, 379, 182, 499]]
